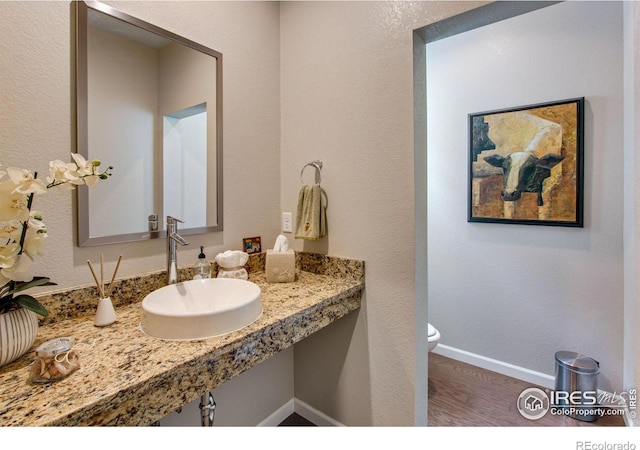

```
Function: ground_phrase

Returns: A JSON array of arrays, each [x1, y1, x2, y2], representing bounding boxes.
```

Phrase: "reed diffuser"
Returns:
[[87, 254, 122, 327]]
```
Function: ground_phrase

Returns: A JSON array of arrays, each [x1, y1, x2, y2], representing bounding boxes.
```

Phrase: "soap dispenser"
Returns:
[[193, 246, 211, 279]]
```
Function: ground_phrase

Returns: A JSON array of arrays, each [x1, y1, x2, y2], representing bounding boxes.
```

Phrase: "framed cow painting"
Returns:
[[468, 97, 584, 227]]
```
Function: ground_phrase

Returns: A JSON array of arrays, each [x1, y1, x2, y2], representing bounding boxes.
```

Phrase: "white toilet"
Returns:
[[428, 323, 441, 352]]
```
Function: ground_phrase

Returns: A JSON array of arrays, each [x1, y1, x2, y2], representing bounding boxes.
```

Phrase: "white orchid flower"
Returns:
[[83, 174, 101, 187], [0, 180, 30, 222], [47, 159, 81, 187], [71, 153, 105, 187], [0, 242, 20, 269], [0, 157, 111, 318], [6, 167, 47, 195], [0, 253, 34, 282], [24, 228, 47, 259], [28, 211, 45, 228], [0, 220, 22, 241], [71, 153, 95, 177], [23, 213, 47, 258]]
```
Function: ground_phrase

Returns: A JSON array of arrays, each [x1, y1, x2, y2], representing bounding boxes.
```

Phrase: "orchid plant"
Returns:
[[0, 154, 112, 317]]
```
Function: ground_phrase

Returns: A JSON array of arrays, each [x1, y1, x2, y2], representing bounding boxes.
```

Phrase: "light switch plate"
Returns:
[[282, 212, 292, 233]]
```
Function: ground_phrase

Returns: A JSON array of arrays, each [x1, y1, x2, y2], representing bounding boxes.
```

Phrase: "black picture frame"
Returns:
[[468, 97, 584, 227]]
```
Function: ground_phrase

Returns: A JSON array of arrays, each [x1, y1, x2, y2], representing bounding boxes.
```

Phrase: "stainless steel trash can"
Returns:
[[554, 351, 600, 422]]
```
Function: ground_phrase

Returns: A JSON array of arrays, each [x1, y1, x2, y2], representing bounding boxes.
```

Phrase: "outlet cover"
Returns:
[[282, 212, 292, 233]]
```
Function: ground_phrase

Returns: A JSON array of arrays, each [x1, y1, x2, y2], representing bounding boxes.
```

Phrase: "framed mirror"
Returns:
[[76, 1, 223, 246]]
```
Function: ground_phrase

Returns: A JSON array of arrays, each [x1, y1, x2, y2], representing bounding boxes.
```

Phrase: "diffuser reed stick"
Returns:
[[88, 255, 124, 299], [100, 253, 104, 298], [86, 259, 105, 298], [105, 254, 123, 298]]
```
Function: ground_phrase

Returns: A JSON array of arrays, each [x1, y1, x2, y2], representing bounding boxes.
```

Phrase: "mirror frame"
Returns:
[[75, 0, 223, 246]]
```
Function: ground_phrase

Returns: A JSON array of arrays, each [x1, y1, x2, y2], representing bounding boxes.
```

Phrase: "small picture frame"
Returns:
[[468, 97, 584, 227], [243, 236, 262, 254]]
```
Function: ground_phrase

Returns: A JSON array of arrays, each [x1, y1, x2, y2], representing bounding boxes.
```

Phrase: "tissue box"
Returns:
[[265, 249, 295, 283]]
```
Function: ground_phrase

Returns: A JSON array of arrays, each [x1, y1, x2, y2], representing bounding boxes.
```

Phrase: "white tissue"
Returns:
[[214, 250, 249, 268], [273, 234, 289, 253]]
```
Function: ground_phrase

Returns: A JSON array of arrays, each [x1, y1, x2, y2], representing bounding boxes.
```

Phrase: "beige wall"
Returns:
[[281, 1, 483, 425]]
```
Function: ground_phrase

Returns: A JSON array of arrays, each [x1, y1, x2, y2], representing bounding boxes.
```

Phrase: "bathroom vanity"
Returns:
[[0, 253, 364, 426]]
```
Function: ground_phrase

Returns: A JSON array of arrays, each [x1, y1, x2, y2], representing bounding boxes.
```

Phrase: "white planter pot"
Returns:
[[0, 308, 38, 367]]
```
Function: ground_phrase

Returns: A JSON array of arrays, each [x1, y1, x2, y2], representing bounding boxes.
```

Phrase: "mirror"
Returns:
[[76, 1, 223, 246]]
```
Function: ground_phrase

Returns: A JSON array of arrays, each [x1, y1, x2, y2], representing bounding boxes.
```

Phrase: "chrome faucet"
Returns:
[[166, 216, 189, 284]]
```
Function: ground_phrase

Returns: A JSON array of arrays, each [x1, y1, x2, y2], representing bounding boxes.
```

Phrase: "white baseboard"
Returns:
[[256, 397, 344, 427], [294, 398, 345, 427], [433, 344, 554, 389], [257, 399, 295, 426]]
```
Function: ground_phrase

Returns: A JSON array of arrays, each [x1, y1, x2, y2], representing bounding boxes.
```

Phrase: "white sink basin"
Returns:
[[140, 278, 263, 341]]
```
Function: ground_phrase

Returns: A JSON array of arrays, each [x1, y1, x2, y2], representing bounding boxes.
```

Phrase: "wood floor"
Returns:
[[275, 353, 626, 427], [428, 352, 626, 427], [278, 413, 316, 426]]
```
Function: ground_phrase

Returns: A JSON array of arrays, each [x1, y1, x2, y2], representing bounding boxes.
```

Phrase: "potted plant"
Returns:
[[0, 154, 112, 367]]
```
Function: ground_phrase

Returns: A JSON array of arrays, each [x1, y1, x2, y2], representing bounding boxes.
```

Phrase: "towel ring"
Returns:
[[300, 160, 323, 184]]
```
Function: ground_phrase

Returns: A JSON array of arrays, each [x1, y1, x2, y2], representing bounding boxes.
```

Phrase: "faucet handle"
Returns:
[[166, 216, 185, 224]]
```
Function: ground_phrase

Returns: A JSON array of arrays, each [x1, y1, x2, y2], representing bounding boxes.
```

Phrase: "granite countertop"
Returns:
[[0, 255, 364, 426]]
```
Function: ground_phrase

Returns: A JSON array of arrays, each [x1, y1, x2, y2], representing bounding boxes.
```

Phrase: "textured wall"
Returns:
[[281, 1, 484, 426]]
